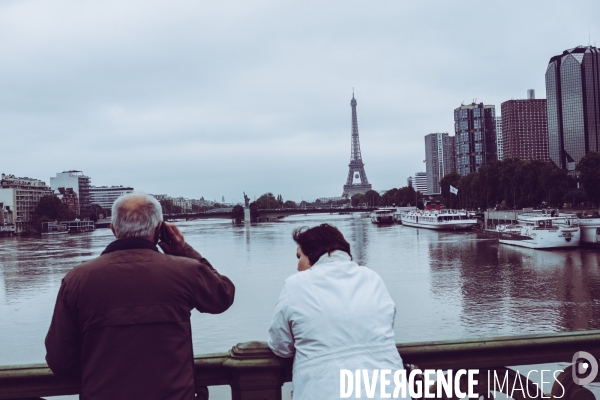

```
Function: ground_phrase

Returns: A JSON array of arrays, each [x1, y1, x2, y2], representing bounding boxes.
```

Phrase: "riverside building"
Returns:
[[50, 171, 91, 215], [0, 174, 53, 231], [56, 187, 79, 215], [454, 103, 498, 176], [424, 133, 455, 195], [501, 90, 549, 161], [414, 172, 428, 195], [545, 45, 600, 171], [496, 116, 503, 160], [89, 186, 134, 213]]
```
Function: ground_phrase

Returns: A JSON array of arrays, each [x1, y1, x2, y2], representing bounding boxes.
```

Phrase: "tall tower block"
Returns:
[[342, 93, 372, 198], [545, 45, 600, 172]]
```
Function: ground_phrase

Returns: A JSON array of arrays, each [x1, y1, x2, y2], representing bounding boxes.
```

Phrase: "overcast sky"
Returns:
[[1, 1, 599, 203]]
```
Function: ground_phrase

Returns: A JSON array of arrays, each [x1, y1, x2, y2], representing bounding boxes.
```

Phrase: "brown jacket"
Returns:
[[45, 237, 235, 400]]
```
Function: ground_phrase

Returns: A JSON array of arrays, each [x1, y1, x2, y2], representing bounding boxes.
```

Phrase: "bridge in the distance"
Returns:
[[163, 207, 378, 221]]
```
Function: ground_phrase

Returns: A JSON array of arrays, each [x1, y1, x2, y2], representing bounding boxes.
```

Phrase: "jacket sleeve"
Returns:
[[268, 283, 295, 358], [45, 279, 82, 378], [179, 243, 235, 314]]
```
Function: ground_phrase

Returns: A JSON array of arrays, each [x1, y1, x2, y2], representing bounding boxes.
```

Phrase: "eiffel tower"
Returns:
[[342, 92, 372, 198]]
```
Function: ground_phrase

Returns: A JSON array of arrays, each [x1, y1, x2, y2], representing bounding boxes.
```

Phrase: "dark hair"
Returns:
[[292, 224, 352, 266]]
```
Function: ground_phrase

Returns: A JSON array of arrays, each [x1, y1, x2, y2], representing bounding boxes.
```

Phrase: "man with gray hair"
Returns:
[[45, 193, 235, 399]]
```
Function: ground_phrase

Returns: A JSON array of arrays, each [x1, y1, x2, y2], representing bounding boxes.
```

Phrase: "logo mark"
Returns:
[[572, 351, 598, 386]]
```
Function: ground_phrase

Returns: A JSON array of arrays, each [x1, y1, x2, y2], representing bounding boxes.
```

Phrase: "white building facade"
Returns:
[[89, 186, 134, 212], [414, 172, 428, 195], [0, 174, 53, 231], [172, 197, 192, 213]]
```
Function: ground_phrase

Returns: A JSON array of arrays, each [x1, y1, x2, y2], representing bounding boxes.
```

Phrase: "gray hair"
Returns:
[[111, 193, 163, 239]]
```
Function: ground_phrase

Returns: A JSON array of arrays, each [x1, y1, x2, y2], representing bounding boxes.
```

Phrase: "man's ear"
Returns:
[[110, 223, 117, 238], [153, 222, 163, 245]]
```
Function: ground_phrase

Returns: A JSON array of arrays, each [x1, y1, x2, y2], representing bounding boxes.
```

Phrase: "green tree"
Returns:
[[351, 193, 366, 207], [159, 199, 182, 214], [378, 188, 398, 206], [478, 162, 501, 209], [254, 193, 281, 209], [364, 190, 380, 207], [283, 200, 297, 209], [89, 204, 106, 222], [35, 195, 75, 222], [231, 205, 244, 223], [577, 152, 600, 207], [400, 186, 418, 207], [440, 172, 461, 209], [499, 158, 525, 208], [540, 163, 569, 208], [563, 189, 588, 208]]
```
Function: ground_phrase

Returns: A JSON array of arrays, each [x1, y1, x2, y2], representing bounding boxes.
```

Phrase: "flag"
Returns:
[[450, 185, 458, 195]]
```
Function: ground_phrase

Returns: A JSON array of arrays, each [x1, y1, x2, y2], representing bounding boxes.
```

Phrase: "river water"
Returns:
[[1, 213, 600, 399]]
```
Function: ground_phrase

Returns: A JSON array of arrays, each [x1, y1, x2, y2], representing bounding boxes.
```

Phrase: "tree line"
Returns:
[[350, 187, 423, 208], [438, 152, 600, 210]]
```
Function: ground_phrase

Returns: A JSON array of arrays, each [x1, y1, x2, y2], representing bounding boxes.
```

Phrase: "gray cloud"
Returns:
[[1, 0, 599, 203]]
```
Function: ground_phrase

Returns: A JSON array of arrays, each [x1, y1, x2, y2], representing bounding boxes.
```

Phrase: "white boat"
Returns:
[[400, 210, 478, 230], [41, 222, 69, 235], [60, 220, 95, 233], [370, 208, 396, 224], [576, 212, 600, 247], [497, 217, 580, 249], [518, 210, 598, 248]]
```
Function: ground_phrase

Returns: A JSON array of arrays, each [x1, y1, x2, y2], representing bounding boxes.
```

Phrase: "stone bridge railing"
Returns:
[[1, 331, 599, 400]]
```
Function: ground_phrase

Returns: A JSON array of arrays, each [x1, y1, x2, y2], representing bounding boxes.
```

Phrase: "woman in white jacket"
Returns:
[[268, 224, 404, 399]]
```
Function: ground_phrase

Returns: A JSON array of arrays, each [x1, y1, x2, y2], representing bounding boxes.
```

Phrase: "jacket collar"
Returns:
[[102, 237, 159, 255], [312, 250, 352, 268]]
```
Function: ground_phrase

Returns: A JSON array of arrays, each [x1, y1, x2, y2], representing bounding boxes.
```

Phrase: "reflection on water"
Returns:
[[426, 233, 600, 337], [348, 215, 369, 265], [1, 214, 600, 377]]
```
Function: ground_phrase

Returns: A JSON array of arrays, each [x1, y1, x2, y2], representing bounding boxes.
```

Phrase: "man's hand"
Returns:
[[158, 222, 186, 255]]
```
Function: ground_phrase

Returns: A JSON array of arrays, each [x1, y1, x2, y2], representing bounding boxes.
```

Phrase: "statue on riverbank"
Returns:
[[243, 192, 250, 208]]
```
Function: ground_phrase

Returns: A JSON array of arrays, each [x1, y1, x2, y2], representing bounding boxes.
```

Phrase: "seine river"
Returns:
[[1, 213, 600, 399]]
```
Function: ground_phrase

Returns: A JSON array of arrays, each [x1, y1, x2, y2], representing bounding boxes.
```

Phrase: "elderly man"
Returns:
[[45, 193, 235, 399]]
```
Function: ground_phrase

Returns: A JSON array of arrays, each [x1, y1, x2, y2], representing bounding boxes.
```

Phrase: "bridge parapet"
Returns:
[[1, 331, 599, 399]]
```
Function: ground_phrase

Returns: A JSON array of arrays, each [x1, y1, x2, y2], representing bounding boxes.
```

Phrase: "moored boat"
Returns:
[[370, 208, 396, 224], [497, 217, 580, 249], [41, 222, 69, 235], [577, 212, 600, 248], [400, 210, 478, 230], [60, 220, 95, 233]]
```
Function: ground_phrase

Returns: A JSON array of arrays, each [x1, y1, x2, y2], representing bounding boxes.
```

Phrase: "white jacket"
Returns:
[[268, 251, 404, 399]]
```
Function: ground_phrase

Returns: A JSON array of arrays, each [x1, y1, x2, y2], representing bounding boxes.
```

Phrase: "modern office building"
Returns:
[[545, 45, 600, 171], [89, 186, 134, 212], [50, 171, 91, 215], [414, 172, 428, 195], [424, 133, 455, 195], [496, 116, 503, 161], [454, 102, 497, 176], [0, 174, 53, 231], [501, 90, 549, 161]]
